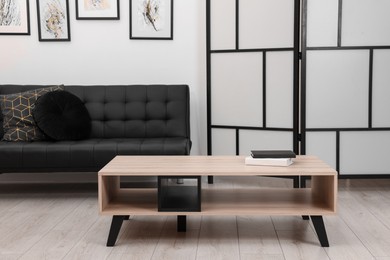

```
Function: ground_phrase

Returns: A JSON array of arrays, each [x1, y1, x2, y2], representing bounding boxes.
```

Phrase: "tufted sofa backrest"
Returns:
[[0, 85, 190, 139]]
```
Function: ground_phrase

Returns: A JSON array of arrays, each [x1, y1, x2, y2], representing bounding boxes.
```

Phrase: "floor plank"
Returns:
[[322, 216, 376, 260], [19, 196, 99, 260], [337, 189, 390, 257], [106, 216, 168, 260], [151, 216, 200, 260], [0, 194, 82, 259], [345, 185, 390, 230], [62, 216, 115, 260], [237, 216, 284, 260], [277, 229, 330, 260], [196, 216, 240, 260], [0, 194, 25, 215]]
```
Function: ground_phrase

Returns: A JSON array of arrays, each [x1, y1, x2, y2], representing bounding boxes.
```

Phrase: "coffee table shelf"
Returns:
[[98, 155, 337, 247], [100, 187, 334, 216]]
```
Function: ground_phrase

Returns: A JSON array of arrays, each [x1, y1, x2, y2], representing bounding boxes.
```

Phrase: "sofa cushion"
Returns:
[[0, 86, 63, 141], [33, 90, 91, 141], [0, 137, 191, 172], [63, 85, 190, 139]]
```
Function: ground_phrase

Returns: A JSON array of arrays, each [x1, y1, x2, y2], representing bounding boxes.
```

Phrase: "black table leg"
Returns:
[[311, 216, 329, 247], [300, 176, 307, 188], [177, 215, 187, 232], [293, 176, 299, 188], [106, 215, 127, 247], [208, 176, 214, 184]]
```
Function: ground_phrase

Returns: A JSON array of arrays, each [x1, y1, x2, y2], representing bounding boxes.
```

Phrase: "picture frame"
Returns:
[[130, 0, 173, 40], [0, 0, 30, 35], [76, 0, 120, 20], [37, 0, 70, 41]]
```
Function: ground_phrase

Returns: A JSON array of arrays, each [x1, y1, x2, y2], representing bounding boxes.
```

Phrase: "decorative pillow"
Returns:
[[0, 86, 64, 141], [32, 90, 91, 141]]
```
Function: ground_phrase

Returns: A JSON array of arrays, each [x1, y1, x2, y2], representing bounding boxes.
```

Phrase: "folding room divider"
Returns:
[[207, 0, 390, 178]]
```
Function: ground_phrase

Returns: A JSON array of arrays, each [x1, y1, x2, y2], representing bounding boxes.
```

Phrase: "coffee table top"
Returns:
[[98, 155, 337, 177]]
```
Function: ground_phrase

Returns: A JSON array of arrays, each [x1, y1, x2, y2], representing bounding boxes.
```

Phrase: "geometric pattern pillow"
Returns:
[[0, 85, 64, 141]]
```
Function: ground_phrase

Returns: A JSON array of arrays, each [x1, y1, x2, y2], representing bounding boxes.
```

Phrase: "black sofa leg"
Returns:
[[177, 215, 187, 232], [311, 216, 329, 247], [208, 176, 214, 184], [106, 215, 127, 247]]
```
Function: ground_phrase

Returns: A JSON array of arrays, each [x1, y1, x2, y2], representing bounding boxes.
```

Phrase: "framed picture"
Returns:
[[37, 0, 70, 41], [0, 0, 30, 35], [76, 0, 120, 20], [130, 0, 173, 40]]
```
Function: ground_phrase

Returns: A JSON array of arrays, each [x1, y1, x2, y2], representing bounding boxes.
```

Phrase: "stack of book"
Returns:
[[245, 150, 296, 167]]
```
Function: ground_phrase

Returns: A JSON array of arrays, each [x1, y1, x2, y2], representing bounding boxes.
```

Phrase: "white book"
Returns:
[[245, 156, 293, 167]]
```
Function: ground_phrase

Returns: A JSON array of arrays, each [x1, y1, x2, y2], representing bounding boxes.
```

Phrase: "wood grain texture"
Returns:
[[98, 156, 337, 217], [98, 155, 337, 176]]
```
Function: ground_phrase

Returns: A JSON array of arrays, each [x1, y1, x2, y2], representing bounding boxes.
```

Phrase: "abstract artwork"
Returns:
[[130, 0, 173, 40], [76, 0, 119, 20], [0, 0, 30, 35], [37, 0, 70, 41]]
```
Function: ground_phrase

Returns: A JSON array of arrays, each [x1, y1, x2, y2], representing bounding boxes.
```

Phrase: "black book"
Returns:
[[250, 150, 296, 159]]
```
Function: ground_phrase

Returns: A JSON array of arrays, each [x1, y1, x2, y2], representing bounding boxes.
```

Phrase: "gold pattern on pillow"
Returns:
[[0, 86, 64, 141]]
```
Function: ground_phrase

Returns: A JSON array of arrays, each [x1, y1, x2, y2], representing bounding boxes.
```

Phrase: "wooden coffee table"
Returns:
[[98, 155, 337, 247]]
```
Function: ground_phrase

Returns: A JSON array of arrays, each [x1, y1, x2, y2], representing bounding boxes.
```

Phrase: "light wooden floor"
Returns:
[[1, 174, 390, 260]]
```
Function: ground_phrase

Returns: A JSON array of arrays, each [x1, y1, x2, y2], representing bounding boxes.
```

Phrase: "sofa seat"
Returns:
[[0, 137, 191, 172]]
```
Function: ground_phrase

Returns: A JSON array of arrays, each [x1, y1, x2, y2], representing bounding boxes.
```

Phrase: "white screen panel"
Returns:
[[306, 132, 336, 169], [239, 130, 293, 156], [211, 52, 263, 127], [342, 0, 390, 46], [372, 49, 390, 127], [211, 0, 236, 50], [340, 131, 390, 175], [306, 50, 369, 128], [212, 129, 236, 155], [239, 0, 294, 49], [306, 0, 338, 47], [266, 51, 294, 128]]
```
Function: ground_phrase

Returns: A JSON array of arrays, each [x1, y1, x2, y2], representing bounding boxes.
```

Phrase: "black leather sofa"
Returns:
[[0, 84, 191, 174]]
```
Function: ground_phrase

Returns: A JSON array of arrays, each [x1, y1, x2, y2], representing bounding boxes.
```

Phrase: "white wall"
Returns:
[[0, 0, 207, 155]]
